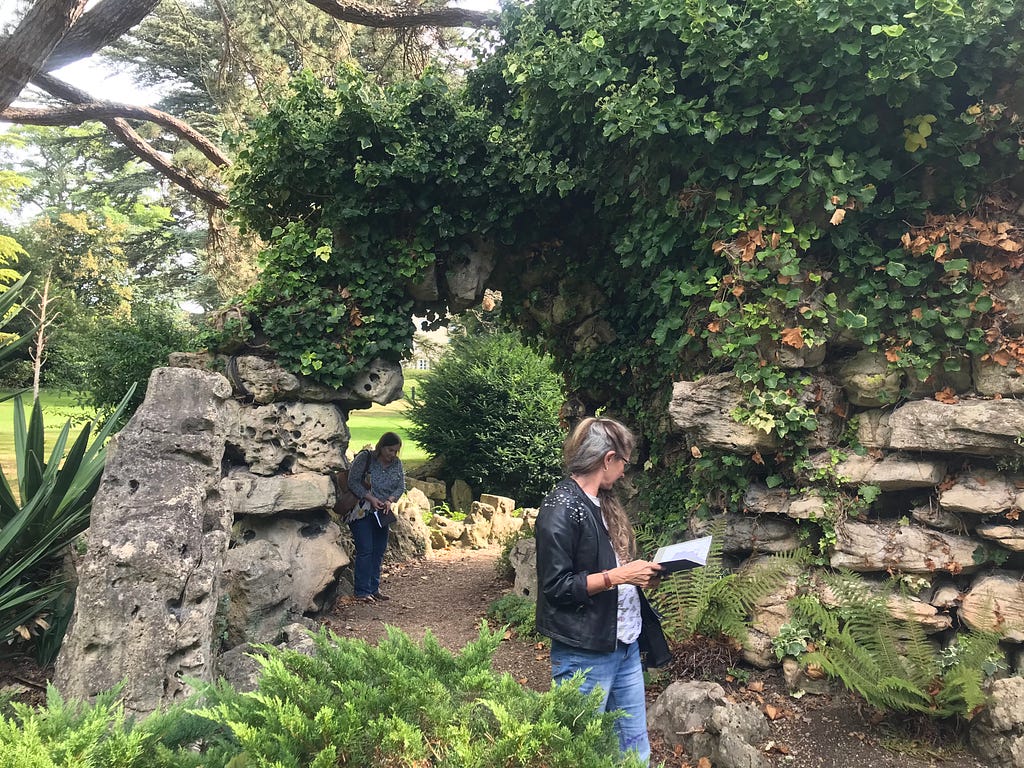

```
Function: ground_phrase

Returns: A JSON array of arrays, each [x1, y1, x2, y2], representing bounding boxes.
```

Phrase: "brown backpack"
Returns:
[[332, 450, 371, 516]]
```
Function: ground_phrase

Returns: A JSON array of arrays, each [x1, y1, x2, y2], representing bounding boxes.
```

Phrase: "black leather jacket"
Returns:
[[535, 478, 672, 667]]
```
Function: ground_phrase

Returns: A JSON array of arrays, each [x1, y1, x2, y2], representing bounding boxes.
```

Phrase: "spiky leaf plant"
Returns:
[[0, 386, 135, 654]]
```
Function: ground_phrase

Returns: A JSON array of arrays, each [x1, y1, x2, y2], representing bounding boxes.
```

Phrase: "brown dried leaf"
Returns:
[[829, 208, 847, 226], [780, 326, 805, 349], [751, 450, 765, 465], [747, 680, 765, 692], [690, 445, 703, 459], [934, 387, 959, 404]]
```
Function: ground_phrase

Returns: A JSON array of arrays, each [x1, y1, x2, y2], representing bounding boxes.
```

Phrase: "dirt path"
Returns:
[[322, 547, 986, 768]]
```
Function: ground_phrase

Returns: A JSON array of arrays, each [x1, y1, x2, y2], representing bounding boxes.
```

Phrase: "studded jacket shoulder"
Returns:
[[534, 477, 620, 652]]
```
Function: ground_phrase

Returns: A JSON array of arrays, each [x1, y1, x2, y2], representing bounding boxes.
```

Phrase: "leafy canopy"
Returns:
[[228, 0, 1024, 460]]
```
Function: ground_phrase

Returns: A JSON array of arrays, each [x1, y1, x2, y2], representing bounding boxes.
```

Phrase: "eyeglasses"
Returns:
[[615, 454, 632, 469]]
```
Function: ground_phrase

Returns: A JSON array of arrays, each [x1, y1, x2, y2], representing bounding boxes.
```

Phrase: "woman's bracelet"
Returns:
[[602, 570, 612, 590]]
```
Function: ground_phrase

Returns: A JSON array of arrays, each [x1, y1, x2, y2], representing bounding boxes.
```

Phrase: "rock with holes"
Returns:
[[216, 620, 319, 693], [169, 353, 404, 407], [54, 367, 235, 717], [231, 401, 349, 475], [225, 513, 349, 646]]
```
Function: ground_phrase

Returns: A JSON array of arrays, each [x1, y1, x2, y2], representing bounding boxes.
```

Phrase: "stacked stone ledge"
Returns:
[[666, 349, 1024, 764]]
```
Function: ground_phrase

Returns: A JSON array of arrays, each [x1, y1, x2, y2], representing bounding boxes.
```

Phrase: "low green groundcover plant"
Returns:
[[0, 626, 642, 767]]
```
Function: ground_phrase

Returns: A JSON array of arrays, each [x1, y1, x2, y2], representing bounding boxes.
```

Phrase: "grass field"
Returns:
[[0, 382, 428, 479], [0, 391, 98, 478]]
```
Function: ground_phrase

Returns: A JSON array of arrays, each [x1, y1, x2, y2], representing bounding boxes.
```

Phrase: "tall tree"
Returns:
[[0, 0, 499, 205]]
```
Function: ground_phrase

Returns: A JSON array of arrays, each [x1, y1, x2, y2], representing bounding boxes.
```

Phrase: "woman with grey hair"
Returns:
[[534, 417, 670, 766]]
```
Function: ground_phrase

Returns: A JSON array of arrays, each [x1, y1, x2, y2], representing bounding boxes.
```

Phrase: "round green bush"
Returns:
[[407, 331, 564, 506]]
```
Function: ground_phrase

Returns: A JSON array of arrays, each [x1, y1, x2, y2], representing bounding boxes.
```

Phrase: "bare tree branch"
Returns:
[[303, 0, 499, 29], [32, 73, 229, 209], [0, 0, 88, 112], [43, 0, 161, 71], [0, 102, 232, 168]]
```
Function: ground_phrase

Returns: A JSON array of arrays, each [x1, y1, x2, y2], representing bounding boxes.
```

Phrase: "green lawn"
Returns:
[[0, 390, 98, 479], [0, 385, 428, 479]]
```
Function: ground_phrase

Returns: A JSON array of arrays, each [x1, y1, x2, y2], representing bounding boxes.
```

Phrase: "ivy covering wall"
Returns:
[[225, 0, 1024, 495]]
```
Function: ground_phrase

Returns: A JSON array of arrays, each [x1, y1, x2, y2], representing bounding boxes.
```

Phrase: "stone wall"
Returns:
[[667, 353, 1024, 673], [55, 356, 410, 716]]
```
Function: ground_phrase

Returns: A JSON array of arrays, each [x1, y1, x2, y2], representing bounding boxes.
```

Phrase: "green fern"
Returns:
[[646, 523, 807, 643], [794, 572, 1001, 718]]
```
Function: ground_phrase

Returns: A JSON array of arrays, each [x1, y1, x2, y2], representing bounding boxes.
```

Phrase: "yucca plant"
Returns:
[[0, 274, 35, 381], [0, 385, 135, 655]]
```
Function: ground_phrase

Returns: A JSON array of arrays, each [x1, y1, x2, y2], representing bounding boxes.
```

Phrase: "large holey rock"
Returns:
[[223, 514, 349, 648], [55, 368, 235, 717], [830, 521, 987, 574], [170, 353, 404, 407], [231, 401, 349, 475]]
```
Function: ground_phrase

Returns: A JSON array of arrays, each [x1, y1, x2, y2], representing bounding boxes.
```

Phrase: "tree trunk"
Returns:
[[304, 0, 498, 29], [0, 0, 89, 112], [43, 0, 162, 71]]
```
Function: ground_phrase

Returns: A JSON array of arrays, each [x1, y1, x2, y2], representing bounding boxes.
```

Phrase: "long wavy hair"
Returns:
[[563, 417, 636, 561]]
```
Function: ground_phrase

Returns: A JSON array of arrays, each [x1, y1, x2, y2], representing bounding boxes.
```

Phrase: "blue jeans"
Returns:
[[550, 638, 650, 766], [349, 514, 389, 597]]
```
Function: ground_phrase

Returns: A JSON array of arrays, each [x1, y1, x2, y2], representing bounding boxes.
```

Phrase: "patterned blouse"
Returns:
[[584, 491, 642, 644], [346, 450, 405, 522]]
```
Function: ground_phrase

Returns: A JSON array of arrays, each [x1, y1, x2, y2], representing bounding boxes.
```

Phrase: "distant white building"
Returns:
[[406, 325, 449, 371]]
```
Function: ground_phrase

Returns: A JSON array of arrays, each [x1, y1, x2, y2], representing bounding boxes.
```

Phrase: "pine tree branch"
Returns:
[[303, 0, 499, 29], [31, 72, 229, 209], [0, 102, 232, 168]]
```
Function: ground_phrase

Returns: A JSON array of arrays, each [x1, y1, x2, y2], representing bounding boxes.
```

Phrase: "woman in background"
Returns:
[[534, 417, 669, 766], [347, 431, 404, 603]]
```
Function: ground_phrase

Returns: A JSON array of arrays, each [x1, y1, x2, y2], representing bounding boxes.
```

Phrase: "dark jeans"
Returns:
[[349, 513, 389, 597]]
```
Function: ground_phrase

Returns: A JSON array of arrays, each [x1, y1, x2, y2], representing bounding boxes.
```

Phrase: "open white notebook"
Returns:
[[652, 535, 713, 573]]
